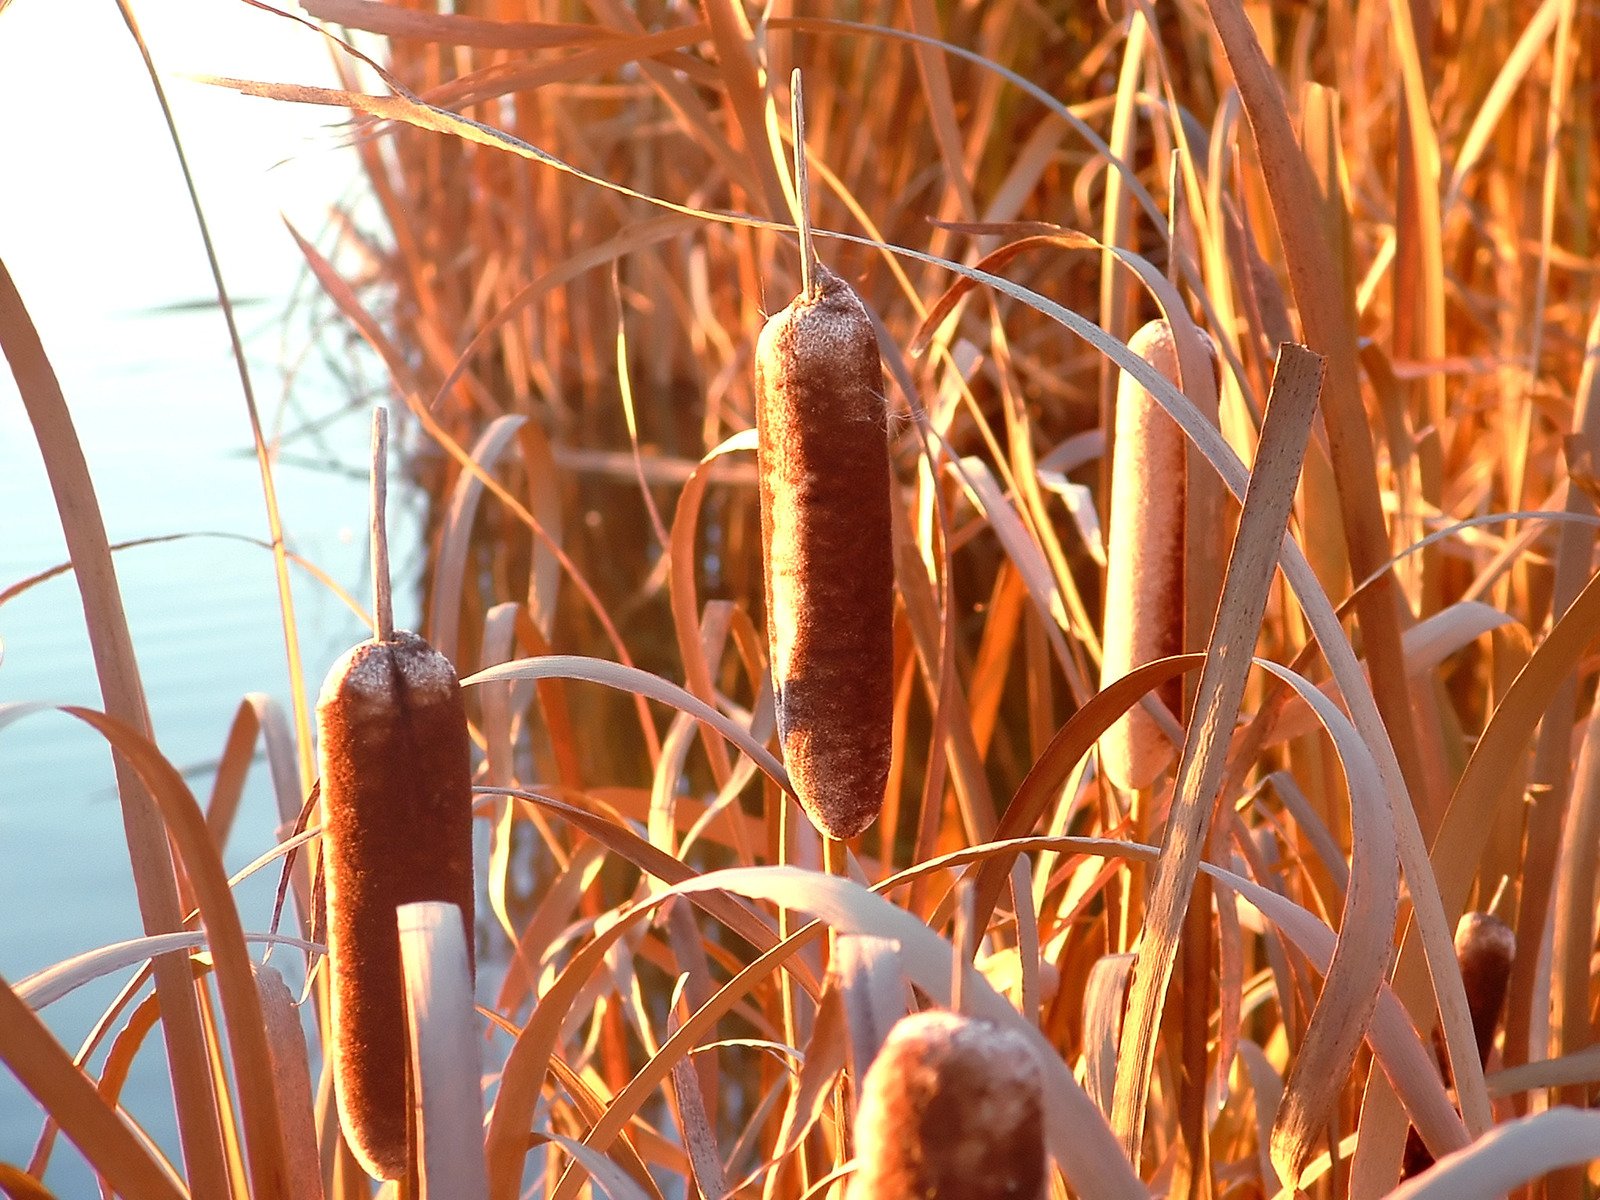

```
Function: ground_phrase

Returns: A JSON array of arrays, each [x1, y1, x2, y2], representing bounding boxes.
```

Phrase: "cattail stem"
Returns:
[[823, 834, 847, 963], [822, 835, 846, 878], [775, 782, 803, 1087], [370, 406, 393, 644], [790, 69, 815, 301]]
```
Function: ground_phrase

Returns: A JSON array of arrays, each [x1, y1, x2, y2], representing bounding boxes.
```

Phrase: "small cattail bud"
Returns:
[[852, 1011, 1047, 1200]]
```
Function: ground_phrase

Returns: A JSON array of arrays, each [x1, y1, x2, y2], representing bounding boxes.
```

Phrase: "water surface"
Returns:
[[0, 1, 409, 1187]]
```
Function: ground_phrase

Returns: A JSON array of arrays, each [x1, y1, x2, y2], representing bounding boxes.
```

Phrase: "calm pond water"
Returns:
[[0, 1, 415, 1188]]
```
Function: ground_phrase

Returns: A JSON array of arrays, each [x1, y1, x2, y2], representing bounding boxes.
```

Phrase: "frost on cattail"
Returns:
[[1100, 319, 1188, 791], [851, 1011, 1047, 1200], [756, 265, 895, 839], [317, 630, 475, 1180]]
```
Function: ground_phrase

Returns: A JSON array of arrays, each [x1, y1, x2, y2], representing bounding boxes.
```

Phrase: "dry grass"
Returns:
[[4, 0, 1600, 1197]]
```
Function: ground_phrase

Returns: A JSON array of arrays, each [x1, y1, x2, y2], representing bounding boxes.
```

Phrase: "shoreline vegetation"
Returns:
[[4, 1, 1600, 1197]]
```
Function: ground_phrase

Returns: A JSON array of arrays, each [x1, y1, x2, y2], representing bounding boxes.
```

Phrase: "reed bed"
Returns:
[[4, 0, 1600, 1197]]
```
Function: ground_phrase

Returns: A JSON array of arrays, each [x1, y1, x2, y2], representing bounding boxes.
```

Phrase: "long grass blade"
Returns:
[[399, 902, 489, 1200], [1111, 344, 1324, 1166], [0, 261, 228, 1196], [0, 977, 188, 1200]]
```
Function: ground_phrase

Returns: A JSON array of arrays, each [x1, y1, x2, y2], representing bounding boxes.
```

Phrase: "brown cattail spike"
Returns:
[[852, 1011, 1047, 1200], [1100, 319, 1188, 791], [318, 630, 475, 1180], [1454, 910, 1515, 1068], [755, 265, 895, 839], [1401, 911, 1515, 1179]]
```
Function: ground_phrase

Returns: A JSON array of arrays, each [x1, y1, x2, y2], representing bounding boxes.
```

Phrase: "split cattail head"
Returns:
[[755, 265, 895, 839], [1100, 319, 1188, 791], [318, 629, 475, 1180], [851, 1010, 1047, 1200]]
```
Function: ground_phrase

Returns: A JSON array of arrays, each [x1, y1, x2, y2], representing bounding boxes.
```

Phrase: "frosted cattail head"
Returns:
[[852, 1011, 1047, 1200], [755, 265, 896, 839]]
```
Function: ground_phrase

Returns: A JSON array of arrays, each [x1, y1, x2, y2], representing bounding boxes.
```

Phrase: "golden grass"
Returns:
[[3, 0, 1600, 1197]]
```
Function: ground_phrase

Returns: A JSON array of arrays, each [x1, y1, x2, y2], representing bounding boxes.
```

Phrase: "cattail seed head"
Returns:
[[1100, 319, 1188, 791], [1454, 910, 1515, 1068], [852, 1011, 1047, 1200], [1402, 910, 1516, 1179], [756, 265, 895, 839], [318, 630, 475, 1180]]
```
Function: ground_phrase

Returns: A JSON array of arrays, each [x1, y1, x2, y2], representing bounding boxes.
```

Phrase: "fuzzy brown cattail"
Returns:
[[1100, 319, 1188, 791], [1454, 911, 1516, 1068], [755, 264, 895, 839], [1401, 910, 1515, 1179], [852, 1010, 1047, 1200], [317, 629, 475, 1180]]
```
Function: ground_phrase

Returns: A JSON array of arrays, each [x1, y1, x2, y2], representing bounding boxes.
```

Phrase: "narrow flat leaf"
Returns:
[[400, 902, 489, 1200], [1112, 344, 1325, 1164]]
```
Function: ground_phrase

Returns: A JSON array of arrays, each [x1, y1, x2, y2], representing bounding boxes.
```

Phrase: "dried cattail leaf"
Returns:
[[756, 265, 895, 839], [318, 630, 475, 1181], [252, 964, 325, 1200], [852, 1010, 1047, 1200]]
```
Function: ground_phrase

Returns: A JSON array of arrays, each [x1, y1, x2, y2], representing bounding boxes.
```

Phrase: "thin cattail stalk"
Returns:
[[371, 407, 393, 643]]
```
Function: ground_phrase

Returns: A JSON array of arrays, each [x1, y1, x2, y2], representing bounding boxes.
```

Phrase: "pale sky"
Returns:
[[0, 0, 357, 324]]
